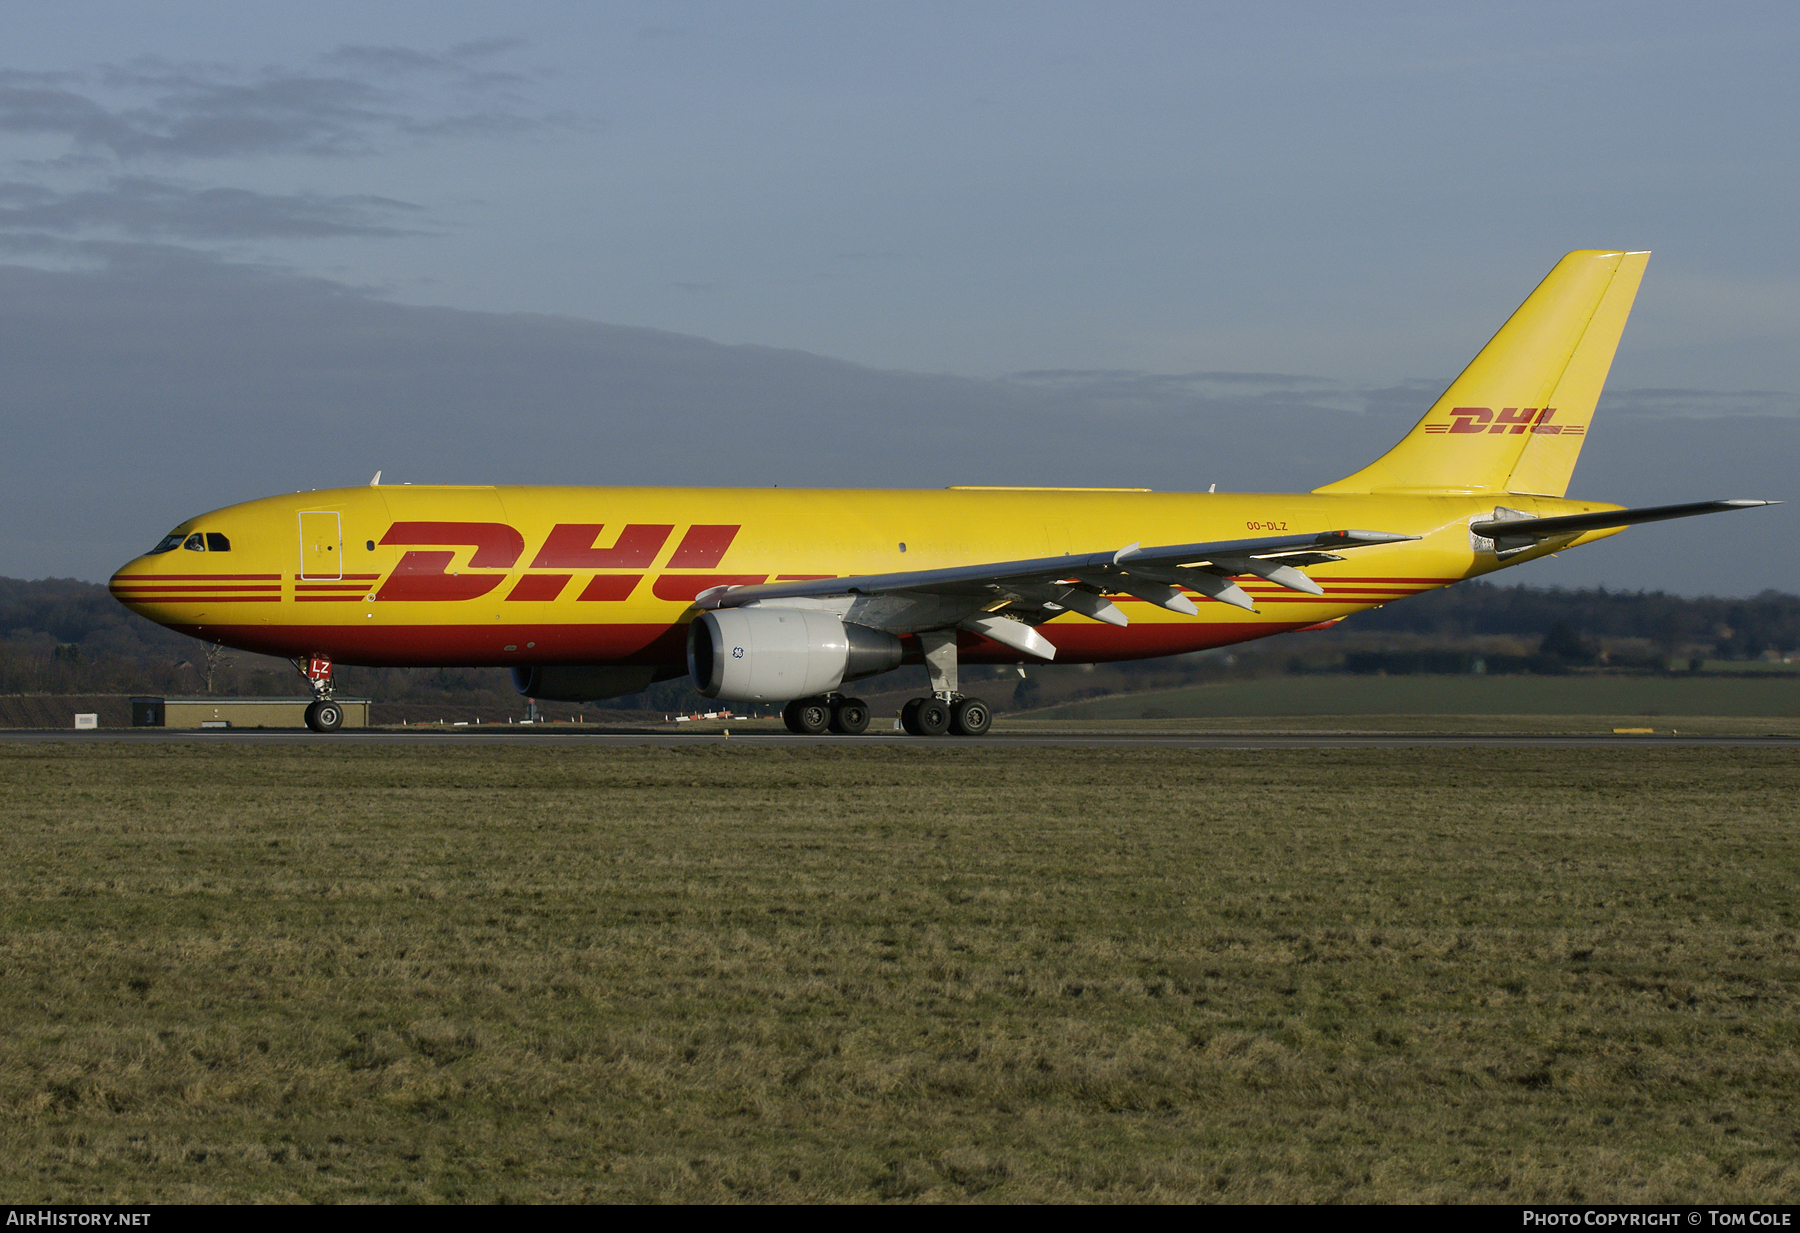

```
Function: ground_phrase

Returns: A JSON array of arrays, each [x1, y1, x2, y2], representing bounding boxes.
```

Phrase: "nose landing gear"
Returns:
[[303, 698, 344, 733], [291, 653, 343, 733]]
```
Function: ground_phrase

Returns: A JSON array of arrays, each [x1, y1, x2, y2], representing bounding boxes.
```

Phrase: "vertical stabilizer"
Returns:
[[1315, 250, 1649, 496]]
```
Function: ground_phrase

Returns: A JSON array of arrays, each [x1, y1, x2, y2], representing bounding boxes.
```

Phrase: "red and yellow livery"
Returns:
[[110, 251, 1774, 733]]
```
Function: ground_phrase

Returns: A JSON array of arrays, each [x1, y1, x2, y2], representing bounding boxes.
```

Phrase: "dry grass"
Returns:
[[1, 742, 1797, 1202], [1040, 673, 1800, 719]]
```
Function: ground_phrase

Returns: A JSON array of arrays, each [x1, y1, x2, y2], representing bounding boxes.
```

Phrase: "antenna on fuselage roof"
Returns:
[[369, 471, 382, 486]]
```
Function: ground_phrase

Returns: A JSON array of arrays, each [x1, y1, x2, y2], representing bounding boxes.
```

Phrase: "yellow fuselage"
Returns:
[[109, 484, 1621, 669]]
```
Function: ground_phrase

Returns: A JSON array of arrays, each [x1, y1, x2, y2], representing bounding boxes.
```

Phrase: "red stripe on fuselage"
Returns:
[[119, 573, 280, 581], [118, 596, 281, 603], [111, 583, 281, 592]]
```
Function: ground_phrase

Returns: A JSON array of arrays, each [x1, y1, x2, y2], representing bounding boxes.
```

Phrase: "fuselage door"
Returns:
[[299, 511, 343, 580]]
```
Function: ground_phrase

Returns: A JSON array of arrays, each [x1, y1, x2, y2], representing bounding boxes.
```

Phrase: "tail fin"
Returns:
[[1315, 250, 1649, 497]]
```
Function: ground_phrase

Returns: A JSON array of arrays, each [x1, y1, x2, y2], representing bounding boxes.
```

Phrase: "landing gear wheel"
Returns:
[[304, 699, 343, 733], [782, 697, 831, 735], [904, 696, 950, 736], [949, 696, 992, 737], [830, 697, 870, 735]]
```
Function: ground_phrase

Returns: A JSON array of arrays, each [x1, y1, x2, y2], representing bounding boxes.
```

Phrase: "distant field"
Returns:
[[1039, 673, 1800, 720], [1001, 714, 1800, 735], [1693, 660, 1800, 674], [1, 742, 1796, 1203]]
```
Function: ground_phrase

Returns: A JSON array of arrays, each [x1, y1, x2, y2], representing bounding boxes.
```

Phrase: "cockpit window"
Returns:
[[148, 529, 229, 554]]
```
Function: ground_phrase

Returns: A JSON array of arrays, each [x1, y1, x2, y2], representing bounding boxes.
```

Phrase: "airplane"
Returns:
[[109, 250, 1775, 734]]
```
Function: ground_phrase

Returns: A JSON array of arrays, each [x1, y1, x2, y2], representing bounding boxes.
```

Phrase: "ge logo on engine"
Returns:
[[733, 646, 744, 658]]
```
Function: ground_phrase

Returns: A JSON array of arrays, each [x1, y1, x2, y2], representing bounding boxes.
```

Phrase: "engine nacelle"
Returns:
[[510, 665, 659, 702], [688, 608, 903, 701]]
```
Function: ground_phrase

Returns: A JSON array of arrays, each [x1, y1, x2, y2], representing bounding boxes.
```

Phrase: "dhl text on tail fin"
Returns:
[[1316, 249, 1649, 497], [109, 251, 1777, 734]]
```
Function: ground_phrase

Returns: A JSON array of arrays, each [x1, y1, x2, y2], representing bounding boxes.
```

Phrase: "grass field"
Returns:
[[1038, 673, 1800, 720], [2, 741, 1797, 1203]]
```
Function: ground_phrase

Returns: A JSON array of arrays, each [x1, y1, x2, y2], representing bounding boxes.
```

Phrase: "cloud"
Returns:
[[828, 250, 918, 264], [0, 43, 559, 165], [0, 42, 570, 250], [448, 38, 530, 60], [318, 42, 534, 99], [320, 46, 460, 75], [1008, 368, 1343, 392], [1600, 387, 1798, 419], [0, 177, 426, 240]]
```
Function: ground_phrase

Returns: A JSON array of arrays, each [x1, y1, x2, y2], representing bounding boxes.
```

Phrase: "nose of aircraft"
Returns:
[[108, 528, 281, 628], [109, 551, 182, 623], [109, 551, 155, 595]]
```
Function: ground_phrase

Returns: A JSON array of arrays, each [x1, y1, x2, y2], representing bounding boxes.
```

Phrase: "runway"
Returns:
[[5, 728, 1794, 749]]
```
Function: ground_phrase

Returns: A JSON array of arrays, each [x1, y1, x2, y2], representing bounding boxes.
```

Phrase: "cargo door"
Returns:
[[299, 510, 343, 580]]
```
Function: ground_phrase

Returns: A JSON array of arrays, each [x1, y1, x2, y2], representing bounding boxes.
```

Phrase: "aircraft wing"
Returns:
[[694, 527, 1417, 630]]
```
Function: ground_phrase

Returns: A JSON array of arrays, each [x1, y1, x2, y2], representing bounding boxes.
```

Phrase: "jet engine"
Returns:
[[687, 608, 903, 701]]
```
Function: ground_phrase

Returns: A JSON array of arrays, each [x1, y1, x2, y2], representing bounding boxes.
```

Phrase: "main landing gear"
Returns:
[[899, 694, 991, 737], [782, 695, 871, 735], [900, 627, 993, 737], [779, 692, 990, 736], [778, 629, 996, 738], [898, 626, 993, 736], [291, 653, 343, 734]]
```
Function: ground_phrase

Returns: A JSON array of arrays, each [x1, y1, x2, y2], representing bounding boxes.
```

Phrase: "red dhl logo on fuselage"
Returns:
[[1421, 407, 1585, 436], [361, 521, 765, 603]]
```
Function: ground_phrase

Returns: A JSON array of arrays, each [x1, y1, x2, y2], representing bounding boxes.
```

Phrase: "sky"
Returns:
[[1, 2, 1794, 594]]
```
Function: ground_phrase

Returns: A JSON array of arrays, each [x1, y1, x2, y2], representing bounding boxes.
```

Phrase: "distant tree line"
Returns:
[[1321, 629, 1637, 677], [1343, 580, 1799, 659], [0, 577, 522, 704]]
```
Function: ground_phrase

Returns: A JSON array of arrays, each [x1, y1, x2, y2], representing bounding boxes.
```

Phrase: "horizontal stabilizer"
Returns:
[[1470, 498, 1777, 543]]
